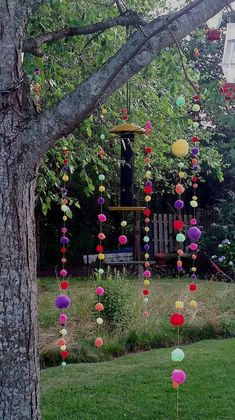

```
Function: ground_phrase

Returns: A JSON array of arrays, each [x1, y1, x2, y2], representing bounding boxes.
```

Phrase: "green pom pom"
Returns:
[[171, 348, 185, 362], [176, 233, 185, 243], [143, 236, 150, 243], [178, 162, 184, 169], [176, 96, 185, 107], [98, 174, 105, 181], [192, 104, 200, 112], [61, 361, 66, 368], [100, 134, 105, 140]]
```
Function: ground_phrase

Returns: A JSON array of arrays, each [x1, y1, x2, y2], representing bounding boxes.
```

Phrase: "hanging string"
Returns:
[[95, 172, 107, 349], [55, 145, 71, 368], [142, 146, 153, 319]]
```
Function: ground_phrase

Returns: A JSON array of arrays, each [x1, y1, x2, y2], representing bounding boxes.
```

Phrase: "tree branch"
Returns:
[[24, 0, 233, 165], [115, 0, 124, 14], [23, 11, 145, 56]]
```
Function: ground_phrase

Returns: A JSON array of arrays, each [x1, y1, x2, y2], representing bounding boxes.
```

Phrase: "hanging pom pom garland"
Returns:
[[170, 104, 189, 403], [55, 145, 71, 368], [95, 173, 106, 348], [188, 47, 203, 301], [142, 146, 153, 318]]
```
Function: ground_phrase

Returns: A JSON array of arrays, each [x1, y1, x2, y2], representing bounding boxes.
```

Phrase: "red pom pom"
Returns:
[[192, 176, 198, 182], [192, 136, 199, 143], [144, 208, 151, 217], [173, 220, 184, 231], [61, 351, 69, 359], [170, 313, 185, 327], [144, 186, 153, 194], [61, 281, 69, 290], [143, 289, 149, 295], [60, 247, 67, 254], [63, 159, 68, 164], [145, 146, 152, 154], [192, 158, 198, 165], [96, 245, 103, 253], [189, 283, 197, 291]]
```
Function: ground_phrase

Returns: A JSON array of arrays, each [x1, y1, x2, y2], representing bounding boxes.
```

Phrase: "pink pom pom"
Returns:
[[59, 314, 68, 324], [98, 214, 106, 223], [190, 243, 198, 251], [191, 218, 197, 225], [60, 269, 67, 277], [118, 235, 127, 245], [172, 369, 186, 384], [144, 270, 151, 278], [96, 287, 104, 296], [61, 227, 67, 233]]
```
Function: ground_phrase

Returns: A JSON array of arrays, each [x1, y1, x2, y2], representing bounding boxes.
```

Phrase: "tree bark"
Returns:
[[0, 134, 40, 419], [0, 0, 233, 418]]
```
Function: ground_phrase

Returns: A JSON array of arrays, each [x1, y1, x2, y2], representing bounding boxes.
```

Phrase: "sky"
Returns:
[[165, 0, 235, 27]]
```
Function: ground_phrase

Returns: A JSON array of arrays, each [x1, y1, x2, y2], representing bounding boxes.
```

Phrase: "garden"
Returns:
[[1, 1, 235, 419]]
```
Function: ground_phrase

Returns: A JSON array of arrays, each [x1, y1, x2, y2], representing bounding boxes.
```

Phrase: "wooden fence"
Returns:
[[153, 210, 211, 254]]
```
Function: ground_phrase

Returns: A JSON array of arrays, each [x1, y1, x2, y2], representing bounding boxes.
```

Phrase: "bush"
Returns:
[[98, 274, 132, 331]]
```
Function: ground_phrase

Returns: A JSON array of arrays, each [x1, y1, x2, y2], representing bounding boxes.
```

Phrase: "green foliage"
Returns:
[[98, 274, 132, 330]]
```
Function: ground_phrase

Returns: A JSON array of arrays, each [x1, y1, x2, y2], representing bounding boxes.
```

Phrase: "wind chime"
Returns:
[[55, 145, 71, 367]]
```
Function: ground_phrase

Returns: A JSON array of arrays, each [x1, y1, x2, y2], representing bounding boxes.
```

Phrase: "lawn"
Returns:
[[38, 277, 235, 365], [41, 338, 235, 420]]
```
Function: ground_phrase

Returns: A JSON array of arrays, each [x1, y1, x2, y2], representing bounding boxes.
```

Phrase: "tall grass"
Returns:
[[38, 276, 235, 366]]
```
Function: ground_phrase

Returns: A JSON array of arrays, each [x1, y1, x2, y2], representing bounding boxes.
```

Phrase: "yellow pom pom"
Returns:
[[145, 171, 151, 178], [171, 139, 189, 157], [60, 328, 67, 336], [61, 204, 68, 212], [178, 171, 185, 179], [175, 300, 184, 310], [144, 227, 150, 232], [191, 267, 197, 272], [144, 253, 149, 259], [99, 185, 105, 192], [144, 279, 150, 286], [192, 196, 198, 200], [98, 253, 105, 260], [62, 175, 69, 182], [190, 200, 198, 208], [189, 300, 197, 309], [145, 195, 151, 202], [63, 215, 68, 221], [102, 108, 108, 115]]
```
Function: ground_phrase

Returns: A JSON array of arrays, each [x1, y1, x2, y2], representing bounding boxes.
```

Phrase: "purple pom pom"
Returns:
[[187, 227, 201, 241], [55, 295, 71, 309], [61, 187, 68, 195], [146, 181, 152, 187], [175, 200, 184, 209], [191, 147, 199, 155], [97, 197, 105, 205], [193, 165, 199, 172], [144, 244, 150, 251], [60, 236, 69, 244], [191, 274, 197, 279]]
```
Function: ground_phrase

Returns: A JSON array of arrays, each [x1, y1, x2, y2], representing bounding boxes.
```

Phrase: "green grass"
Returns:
[[41, 338, 235, 420], [38, 277, 235, 365]]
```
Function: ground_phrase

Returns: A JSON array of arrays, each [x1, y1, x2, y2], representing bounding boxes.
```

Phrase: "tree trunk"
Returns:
[[0, 127, 40, 418]]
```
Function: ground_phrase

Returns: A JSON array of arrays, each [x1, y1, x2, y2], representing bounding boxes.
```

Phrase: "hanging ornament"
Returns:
[[142, 145, 153, 318], [95, 172, 106, 348], [55, 145, 72, 368], [145, 121, 152, 136]]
